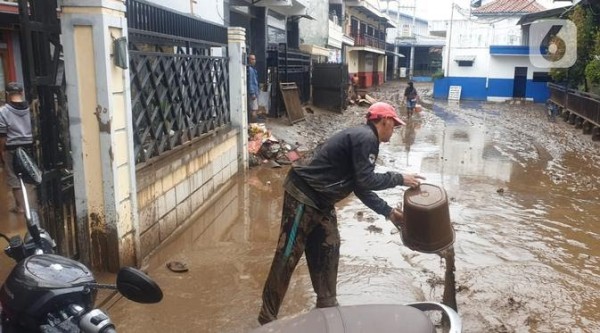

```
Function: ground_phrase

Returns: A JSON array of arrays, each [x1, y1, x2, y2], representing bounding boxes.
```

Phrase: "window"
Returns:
[[457, 61, 474, 67], [533, 72, 551, 82]]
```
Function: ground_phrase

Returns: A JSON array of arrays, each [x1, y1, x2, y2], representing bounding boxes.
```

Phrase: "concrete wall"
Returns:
[[440, 44, 550, 102], [144, 0, 225, 25], [444, 16, 522, 76], [434, 76, 549, 102], [437, 15, 549, 103], [446, 47, 490, 78], [347, 48, 359, 73], [61, 0, 248, 270], [61, 0, 139, 270], [343, 7, 385, 35], [299, 0, 328, 46], [386, 12, 428, 43], [136, 130, 239, 258]]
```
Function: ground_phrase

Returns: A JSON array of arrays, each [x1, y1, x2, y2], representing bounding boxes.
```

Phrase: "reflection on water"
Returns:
[[110, 101, 600, 333]]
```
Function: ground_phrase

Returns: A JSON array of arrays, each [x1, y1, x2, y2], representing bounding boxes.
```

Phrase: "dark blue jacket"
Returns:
[[286, 123, 404, 217]]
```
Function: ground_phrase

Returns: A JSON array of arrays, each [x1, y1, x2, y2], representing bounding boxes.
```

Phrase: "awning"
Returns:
[[386, 51, 405, 58], [454, 55, 476, 62], [289, 13, 316, 21], [299, 44, 330, 57], [347, 46, 385, 55]]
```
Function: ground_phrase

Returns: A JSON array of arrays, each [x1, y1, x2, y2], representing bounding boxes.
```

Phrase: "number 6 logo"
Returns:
[[529, 19, 577, 69]]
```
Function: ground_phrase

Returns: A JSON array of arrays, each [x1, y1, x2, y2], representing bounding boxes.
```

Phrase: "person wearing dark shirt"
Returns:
[[257, 102, 425, 325], [402, 81, 419, 118], [0, 82, 33, 213]]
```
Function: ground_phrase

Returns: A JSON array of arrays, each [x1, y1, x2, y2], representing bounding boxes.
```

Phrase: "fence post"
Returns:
[[228, 27, 249, 169], [60, 0, 139, 271]]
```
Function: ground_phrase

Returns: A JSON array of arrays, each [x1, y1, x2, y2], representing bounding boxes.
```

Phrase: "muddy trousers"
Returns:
[[258, 192, 340, 325]]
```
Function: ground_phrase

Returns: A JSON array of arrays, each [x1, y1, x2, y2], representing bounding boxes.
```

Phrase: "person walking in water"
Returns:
[[402, 81, 419, 118]]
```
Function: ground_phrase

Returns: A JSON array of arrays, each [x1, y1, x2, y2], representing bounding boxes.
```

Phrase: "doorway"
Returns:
[[513, 67, 527, 98]]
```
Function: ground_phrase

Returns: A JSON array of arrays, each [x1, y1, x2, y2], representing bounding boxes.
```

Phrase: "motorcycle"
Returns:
[[250, 302, 461, 333], [0, 147, 163, 332]]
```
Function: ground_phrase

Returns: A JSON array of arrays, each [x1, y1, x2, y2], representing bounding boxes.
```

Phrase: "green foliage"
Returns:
[[431, 70, 445, 80], [550, 67, 567, 84], [585, 59, 600, 84], [551, 4, 600, 90]]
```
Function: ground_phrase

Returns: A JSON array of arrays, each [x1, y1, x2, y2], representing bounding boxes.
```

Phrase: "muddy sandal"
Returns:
[[166, 261, 189, 273]]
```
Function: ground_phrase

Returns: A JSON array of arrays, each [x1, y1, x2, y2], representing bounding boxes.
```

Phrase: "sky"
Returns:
[[385, 0, 573, 21]]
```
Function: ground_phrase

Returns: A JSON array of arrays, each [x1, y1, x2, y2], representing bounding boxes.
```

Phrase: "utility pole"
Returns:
[[392, 1, 401, 79], [446, 3, 455, 77], [390, 0, 417, 80], [409, 0, 416, 79]]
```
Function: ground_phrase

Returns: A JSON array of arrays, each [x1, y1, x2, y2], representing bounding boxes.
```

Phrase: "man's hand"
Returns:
[[403, 173, 426, 189], [388, 208, 405, 231]]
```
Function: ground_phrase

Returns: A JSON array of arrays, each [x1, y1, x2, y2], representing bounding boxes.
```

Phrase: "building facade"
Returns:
[[344, 0, 395, 88], [385, 9, 444, 80], [0, 1, 22, 103], [433, 0, 557, 102]]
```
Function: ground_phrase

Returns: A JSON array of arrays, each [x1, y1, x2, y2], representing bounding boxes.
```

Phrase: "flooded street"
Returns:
[[110, 83, 600, 332]]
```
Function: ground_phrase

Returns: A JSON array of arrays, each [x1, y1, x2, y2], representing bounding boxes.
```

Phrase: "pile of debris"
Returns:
[[248, 123, 301, 168], [348, 89, 379, 107]]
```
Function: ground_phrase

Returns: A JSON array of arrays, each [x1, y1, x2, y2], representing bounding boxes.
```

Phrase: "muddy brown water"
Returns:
[[108, 98, 599, 333]]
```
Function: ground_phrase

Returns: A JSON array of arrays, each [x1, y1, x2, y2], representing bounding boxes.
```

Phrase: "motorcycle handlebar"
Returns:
[[77, 308, 117, 333]]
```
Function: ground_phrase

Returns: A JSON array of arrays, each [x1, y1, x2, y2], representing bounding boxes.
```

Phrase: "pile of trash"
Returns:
[[348, 90, 380, 107], [248, 123, 301, 168]]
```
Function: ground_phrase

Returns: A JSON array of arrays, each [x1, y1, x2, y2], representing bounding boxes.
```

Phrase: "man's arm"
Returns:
[[351, 137, 404, 191], [353, 190, 405, 228], [350, 133, 425, 191], [354, 189, 393, 217]]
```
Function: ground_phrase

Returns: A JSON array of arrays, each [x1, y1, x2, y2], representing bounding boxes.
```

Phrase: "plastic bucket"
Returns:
[[401, 184, 455, 253]]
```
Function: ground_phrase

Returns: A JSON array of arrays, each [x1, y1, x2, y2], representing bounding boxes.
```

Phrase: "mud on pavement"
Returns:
[[109, 81, 600, 333]]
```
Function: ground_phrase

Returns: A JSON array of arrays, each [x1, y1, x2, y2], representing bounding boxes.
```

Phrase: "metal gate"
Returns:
[[18, 0, 78, 258], [267, 44, 310, 117], [312, 63, 349, 112]]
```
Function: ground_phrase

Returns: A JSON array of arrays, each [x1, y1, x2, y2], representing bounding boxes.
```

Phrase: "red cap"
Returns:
[[366, 102, 406, 126]]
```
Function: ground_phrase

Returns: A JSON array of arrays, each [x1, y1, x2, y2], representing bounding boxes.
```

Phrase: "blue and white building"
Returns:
[[433, 0, 565, 102], [385, 8, 445, 80]]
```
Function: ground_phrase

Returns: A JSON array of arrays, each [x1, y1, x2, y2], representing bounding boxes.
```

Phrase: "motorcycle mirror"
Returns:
[[13, 147, 42, 185], [116, 267, 163, 304]]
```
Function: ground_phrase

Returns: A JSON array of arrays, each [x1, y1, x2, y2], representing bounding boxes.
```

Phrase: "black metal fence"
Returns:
[[18, 0, 78, 258], [549, 83, 600, 127], [267, 44, 310, 117], [312, 63, 348, 112], [127, 0, 227, 47], [126, 0, 229, 165]]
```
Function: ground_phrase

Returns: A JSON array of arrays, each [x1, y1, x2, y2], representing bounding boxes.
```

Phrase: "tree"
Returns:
[[584, 30, 600, 88], [550, 4, 600, 91]]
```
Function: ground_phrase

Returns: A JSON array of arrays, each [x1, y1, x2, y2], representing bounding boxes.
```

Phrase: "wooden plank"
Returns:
[[279, 82, 305, 125]]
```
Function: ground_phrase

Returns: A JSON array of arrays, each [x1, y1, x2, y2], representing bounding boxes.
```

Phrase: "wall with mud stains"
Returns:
[[135, 128, 240, 259]]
